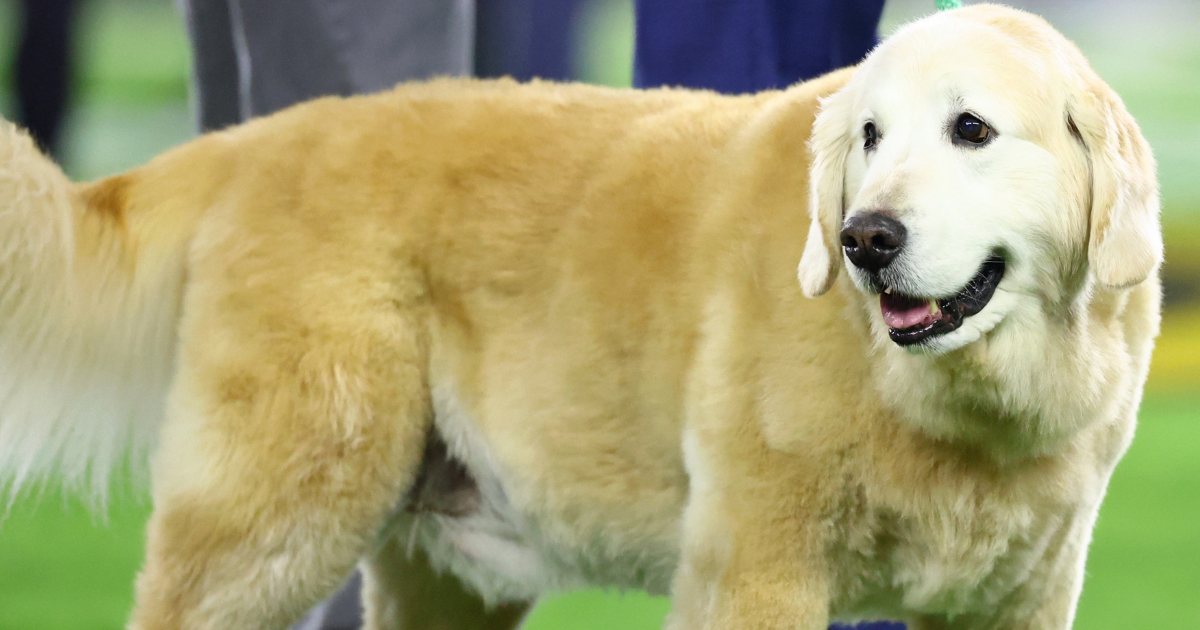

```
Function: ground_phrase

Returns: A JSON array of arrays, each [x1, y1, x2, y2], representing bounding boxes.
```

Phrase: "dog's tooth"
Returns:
[[930, 299, 940, 315], [884, 287, 893, 295]]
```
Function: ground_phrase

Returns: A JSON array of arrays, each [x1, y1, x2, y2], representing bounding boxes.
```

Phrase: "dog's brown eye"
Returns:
[[955, 113, 991, 145], [864, 122, 879, 150]]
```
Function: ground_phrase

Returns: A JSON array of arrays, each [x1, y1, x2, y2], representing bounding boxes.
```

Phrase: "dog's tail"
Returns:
[[0, 122, 211, 504]]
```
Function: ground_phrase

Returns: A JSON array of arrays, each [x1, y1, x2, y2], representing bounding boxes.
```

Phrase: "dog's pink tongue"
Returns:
[[881, 293, 935, 329]]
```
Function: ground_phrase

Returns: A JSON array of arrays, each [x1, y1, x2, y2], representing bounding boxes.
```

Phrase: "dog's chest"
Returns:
[[832, 492, 1065, 618]]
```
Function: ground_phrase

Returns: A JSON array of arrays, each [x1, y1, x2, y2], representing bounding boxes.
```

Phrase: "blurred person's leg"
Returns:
[[179, 0, 473, 132], [228, 0, 473, 117], [176, 0, 242, 131], [475, 0, 582, 81], [634, 0, 885, 92], [15, 0, 79, 157], [292, 571, 364, 630]]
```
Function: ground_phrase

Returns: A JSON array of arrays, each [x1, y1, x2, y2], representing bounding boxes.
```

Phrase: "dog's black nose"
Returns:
[[840, 212, 907, 273]]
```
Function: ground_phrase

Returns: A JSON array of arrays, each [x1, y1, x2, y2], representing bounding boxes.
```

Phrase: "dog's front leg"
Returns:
[[666, 430, 831, 630], [669, 562, 830, 630]]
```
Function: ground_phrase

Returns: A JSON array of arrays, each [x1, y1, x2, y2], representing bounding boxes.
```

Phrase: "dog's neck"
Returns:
[[861, 282, 1148, 465]]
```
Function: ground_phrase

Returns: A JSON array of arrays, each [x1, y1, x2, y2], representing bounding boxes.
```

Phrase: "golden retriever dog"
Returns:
[[0, 5, 1160, 629]]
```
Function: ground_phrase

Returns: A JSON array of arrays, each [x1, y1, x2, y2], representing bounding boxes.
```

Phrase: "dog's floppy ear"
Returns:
[[798, 85, 856, 298], [1068, 80, 1162, 289]]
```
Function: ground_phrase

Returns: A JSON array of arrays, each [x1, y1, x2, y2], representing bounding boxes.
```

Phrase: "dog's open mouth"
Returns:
[[879, 257, 1006, 346]]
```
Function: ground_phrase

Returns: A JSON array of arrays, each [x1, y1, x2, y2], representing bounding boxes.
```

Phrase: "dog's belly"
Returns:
[[402, 440, 593, 604], [399, 382, 680, 605], [407, 487, 592, 604]]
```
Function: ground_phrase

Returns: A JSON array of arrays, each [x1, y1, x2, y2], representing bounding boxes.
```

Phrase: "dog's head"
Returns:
[[798, 4, 1161, 354]]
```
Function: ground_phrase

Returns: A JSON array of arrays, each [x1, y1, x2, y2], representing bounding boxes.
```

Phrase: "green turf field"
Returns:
[[0, 0, 1197, 627]]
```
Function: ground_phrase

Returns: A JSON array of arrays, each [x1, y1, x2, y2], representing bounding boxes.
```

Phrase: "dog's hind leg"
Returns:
[[127, 252, 434, 630], [361, 535, 530, 630]]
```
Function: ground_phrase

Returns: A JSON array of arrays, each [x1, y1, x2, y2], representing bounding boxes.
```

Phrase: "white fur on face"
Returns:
[[839, 15, 1091, 354]]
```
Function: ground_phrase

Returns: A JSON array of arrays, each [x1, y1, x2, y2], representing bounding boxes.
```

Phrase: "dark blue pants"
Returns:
[[635, 0, 885, 93], [636, 4, 902, 629], [15, 0, 79, 157]]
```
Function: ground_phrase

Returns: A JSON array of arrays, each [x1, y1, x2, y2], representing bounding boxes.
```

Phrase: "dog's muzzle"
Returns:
[[840, 212, 907, 274]]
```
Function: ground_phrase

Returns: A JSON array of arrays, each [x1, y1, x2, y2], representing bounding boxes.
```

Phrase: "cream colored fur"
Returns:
[[0, 124, 197, 501], [0, 5, 1159, 630]]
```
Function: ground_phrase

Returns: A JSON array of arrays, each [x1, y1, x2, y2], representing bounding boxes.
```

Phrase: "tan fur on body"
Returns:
[[0, 6, 1159, 629]]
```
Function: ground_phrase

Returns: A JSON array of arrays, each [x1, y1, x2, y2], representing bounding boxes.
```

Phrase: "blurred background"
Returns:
[[0, 0, 1195, 628]]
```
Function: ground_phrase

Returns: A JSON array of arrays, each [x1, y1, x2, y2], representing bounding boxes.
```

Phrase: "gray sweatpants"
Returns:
[[178, 0, 474, 131]]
